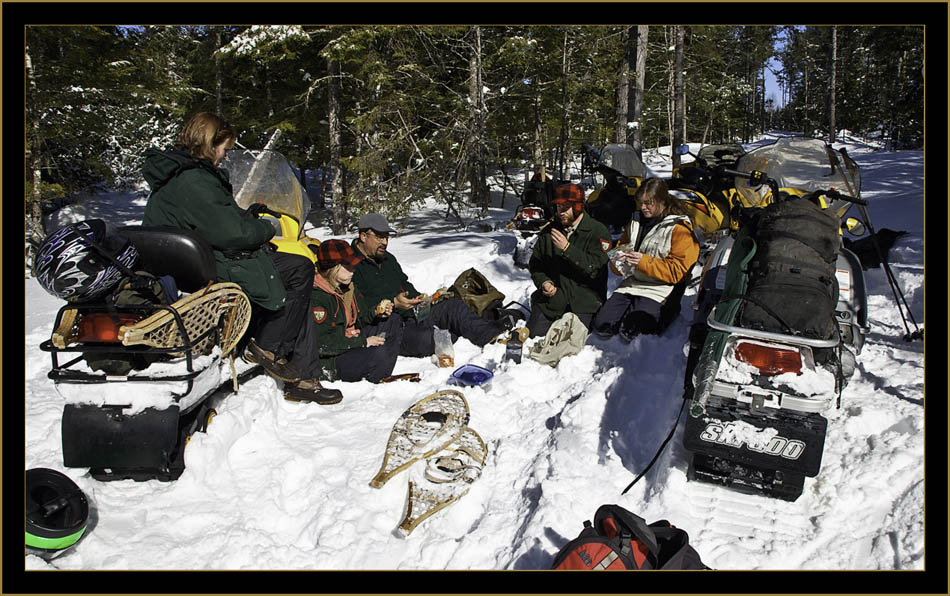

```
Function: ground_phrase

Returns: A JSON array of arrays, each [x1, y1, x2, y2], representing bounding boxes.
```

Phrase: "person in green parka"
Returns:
[[309, 240, 405, 383], [142, 112, 342, 404], [527, 182, 611, 337]]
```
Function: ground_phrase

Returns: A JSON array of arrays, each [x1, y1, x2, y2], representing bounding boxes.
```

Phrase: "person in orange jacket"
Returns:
[[591, 177, 700, 340]]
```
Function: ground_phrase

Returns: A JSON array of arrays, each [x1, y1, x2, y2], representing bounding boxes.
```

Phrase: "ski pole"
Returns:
[[855, 204, 921, 340]]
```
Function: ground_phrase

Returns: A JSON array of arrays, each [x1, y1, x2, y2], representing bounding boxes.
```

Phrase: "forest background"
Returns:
[[23, 22, 925, 242]]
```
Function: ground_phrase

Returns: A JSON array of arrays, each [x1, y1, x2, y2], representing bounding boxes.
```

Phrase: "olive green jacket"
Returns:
[[142, 148, 286, 310], [528, 212, 611, 318], [350, 239, 421, 326]]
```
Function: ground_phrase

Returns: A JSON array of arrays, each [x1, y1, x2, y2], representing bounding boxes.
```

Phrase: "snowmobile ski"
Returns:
[[369, 390, 470, 489], [397, 425, 487, 535]]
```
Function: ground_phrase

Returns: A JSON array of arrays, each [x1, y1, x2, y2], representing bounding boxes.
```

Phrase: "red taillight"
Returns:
[[521, 207, 544, 220], [76, 313, 143, 343], [733, 341, 802, 376]]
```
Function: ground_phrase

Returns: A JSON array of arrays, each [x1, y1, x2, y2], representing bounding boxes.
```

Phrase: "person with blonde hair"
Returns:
[[142, 112, 342, 404], [308, 239, 405, 385], [591, 177, 700, 340]]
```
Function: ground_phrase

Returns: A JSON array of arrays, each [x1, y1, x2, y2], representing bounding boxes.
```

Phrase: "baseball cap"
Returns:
[[315, 239, 363, 270], [357, 213, 397, 234]]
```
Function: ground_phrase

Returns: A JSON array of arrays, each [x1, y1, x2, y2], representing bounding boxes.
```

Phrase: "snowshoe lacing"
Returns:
[[119, 282, 251, 358]]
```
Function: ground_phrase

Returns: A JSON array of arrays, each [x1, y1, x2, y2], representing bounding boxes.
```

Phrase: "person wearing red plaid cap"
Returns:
[[305, 239, 405, 390], [527, 182, 611, 337]]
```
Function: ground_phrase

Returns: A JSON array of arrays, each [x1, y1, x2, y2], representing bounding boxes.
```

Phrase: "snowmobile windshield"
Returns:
[[599, 144, 647, 179], [733, 137, 861, 208], [696, 143, 746, 168], [224, 149, 311, 237]]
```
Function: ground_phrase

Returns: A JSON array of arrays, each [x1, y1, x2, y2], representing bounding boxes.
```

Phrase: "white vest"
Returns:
[[615, 214, 691, 303]]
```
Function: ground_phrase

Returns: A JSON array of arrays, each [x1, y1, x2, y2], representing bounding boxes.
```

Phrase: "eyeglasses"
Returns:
[[367, 230, 390, 240]]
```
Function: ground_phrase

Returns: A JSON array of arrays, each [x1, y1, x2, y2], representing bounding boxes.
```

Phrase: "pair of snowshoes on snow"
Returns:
[[370, 390, 487, 535]]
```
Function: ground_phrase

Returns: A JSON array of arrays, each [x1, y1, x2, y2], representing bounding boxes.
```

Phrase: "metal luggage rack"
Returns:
[[39, 301, 223, 400]]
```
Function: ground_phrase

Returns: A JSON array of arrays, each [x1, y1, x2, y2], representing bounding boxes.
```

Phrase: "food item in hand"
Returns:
[[376, 299, 393, 316]]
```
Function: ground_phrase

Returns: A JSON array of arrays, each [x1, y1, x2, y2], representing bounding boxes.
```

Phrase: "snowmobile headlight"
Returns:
[[733, 340, 802, 376]]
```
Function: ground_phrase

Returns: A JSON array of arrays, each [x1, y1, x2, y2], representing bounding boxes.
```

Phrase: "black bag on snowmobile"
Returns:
[[736, 197, 841, 340]]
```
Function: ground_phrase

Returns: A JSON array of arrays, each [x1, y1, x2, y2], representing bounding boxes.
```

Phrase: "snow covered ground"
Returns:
[[20, 133, 932, 587]]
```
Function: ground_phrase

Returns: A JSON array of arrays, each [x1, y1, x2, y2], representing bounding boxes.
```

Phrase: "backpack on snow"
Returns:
[[527, 312, 588, 367], [552, 504, 709, 570], [449, 267, 506, 318], [735, 197, 841, 340]]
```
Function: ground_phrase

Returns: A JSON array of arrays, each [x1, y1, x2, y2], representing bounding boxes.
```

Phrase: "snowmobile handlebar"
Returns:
[[811, 188, 868, 206], [247, 202, 283, 219]]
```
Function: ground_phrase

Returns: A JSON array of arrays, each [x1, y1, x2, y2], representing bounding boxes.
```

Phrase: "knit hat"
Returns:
[[552, 183, 586, 215], [315, 239, 363, 271]]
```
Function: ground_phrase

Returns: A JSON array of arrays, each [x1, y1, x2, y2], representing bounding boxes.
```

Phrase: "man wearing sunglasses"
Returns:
[[352, 213, 510, 358]]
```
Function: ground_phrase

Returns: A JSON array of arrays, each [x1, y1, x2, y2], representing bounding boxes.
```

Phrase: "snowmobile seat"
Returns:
[[118, 226, 216, 293]]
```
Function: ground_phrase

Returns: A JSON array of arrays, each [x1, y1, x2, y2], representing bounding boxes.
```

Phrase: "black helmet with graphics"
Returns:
[[32, 219, 138, 302]]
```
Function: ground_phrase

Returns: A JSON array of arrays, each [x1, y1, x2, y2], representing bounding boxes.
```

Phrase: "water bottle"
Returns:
[[505, 332, 523, 364]]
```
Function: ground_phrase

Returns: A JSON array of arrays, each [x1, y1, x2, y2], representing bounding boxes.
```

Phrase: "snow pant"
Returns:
[[526, 304, 595, 338], [590, 292, 663, 341], [249, 251, 319, 376], [399, 296, 507, 357], [333, 314, 406, 383]]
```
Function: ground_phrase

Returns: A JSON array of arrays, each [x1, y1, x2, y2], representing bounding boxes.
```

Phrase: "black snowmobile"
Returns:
[[35, 150, 321, 482], [581, 142, 649, 236], [507, 167, 561, 268], [680, 137, 889, 501]]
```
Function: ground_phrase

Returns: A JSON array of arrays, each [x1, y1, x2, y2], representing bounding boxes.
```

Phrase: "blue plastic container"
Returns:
[[447, 364, 494, 390]]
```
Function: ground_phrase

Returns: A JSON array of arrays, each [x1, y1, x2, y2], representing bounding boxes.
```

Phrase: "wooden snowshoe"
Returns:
[[369, 390, 469, 489], [119, 282, 252, 357], [379, 372, 422, 384], [397, 426, 487, 535]]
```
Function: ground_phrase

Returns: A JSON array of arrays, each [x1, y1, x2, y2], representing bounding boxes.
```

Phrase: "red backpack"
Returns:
[[552, 504, 709, 570]]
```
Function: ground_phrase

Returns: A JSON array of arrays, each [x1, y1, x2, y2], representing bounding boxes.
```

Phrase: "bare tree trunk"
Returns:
[[615, 26, 631, 144], [828, 26, 837, 143], [631, 25, 648, 159], [533, 94, 543, 172], [671, 26, 685, 170], [327, 57, 346, 234], [215, 28, 223, 115], [557, 29, 573, 181], [468, 26, 488, 213], [25, 45, 42, 205], [25, 42, 46, 263]]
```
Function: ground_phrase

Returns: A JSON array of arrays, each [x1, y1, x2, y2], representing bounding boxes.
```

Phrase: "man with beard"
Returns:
[[351, 213, 511, 358], [527, 183, 611, 337]]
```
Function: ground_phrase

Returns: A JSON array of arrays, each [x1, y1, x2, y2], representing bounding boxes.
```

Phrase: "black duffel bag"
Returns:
[[737, 197, 841, 340]]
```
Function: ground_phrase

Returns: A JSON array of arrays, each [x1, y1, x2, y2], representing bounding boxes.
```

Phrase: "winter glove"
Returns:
[[247, 203, 279, 217]]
